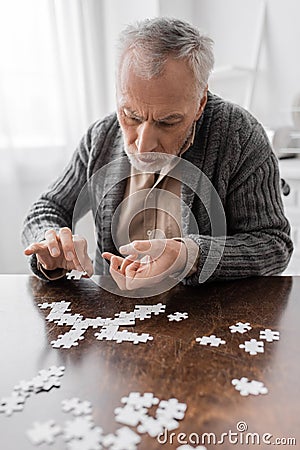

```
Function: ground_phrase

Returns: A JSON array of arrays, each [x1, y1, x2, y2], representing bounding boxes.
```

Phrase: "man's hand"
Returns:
[[24, 227, 94, 277], [102, 239, 187, 290]]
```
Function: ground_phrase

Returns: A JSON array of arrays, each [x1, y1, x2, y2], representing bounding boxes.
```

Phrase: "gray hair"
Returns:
[[117, 17, 214, 95]]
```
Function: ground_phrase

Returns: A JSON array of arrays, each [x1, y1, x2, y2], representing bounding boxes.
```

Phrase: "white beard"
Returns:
[[124, 150, 176, 173]]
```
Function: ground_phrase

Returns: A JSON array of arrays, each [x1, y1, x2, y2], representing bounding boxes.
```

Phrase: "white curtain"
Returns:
[[0, 0, 161, 272]]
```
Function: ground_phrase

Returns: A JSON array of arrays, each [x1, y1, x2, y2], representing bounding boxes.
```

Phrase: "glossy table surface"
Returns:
[[0, 275, 299, 450]]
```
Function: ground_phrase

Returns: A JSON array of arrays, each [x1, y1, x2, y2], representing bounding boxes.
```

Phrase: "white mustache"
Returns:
[[125, 150, 175, 172]]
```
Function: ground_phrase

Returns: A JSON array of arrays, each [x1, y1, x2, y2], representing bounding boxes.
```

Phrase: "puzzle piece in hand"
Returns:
[[121, 392, 159, 410], [232, 377, 268, 396], [66, 270, 87, 280], [27, 420, 62, 445], [0, 392, 26, 416], [51, 328, 86, 349], [239, 339, 264, 355], [62, 398, 92, 416], [259, 328, 280, 342], [113, 330, 154, 344], [66, 426, 103, 450], [102, 426, 141, 450], [114, 404, 148, 427], [167, 312, 188, 322], [229, 322, 252, 334], [195, 334, 226, 347], [63, 415, 94, 441]]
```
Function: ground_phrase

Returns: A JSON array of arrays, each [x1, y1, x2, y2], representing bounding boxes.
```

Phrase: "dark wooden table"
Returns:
[[0, 275, 299, 450]]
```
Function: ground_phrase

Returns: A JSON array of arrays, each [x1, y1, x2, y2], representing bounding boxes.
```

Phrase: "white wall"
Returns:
[[175, 0, 300, 129]]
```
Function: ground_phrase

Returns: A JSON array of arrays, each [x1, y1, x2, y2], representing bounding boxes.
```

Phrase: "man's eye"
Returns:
[[124, 114, 141, 124], [158, 122, 177, 128]]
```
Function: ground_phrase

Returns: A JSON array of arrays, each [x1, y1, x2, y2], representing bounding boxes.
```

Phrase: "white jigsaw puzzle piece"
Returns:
[[121, 392, 159, 409], [239, 339, 264, 355], [232, 377, 268, 396], [167, 312, 188, 322], [63, 415, 94, 441], [62, 398, 92, 416], [195, 334, 226, 347], [113, 330, 153, 344], [229, 322, 252, 334], [27, 420, 62, 445], [66, 426, 103, 450], [259, 328, 280, 342], [51, 328, 86, 349], [66, 270, 87, 280], [114, 404, 148, 427], [102, 426, 141, 450]]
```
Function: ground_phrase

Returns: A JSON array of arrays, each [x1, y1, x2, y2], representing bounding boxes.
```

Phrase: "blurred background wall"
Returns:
[[1, 0, 299, 274]]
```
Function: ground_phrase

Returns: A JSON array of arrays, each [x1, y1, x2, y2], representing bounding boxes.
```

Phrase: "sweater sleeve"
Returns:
[[185, 131, 293, 285], [21, 122, 95, 280]]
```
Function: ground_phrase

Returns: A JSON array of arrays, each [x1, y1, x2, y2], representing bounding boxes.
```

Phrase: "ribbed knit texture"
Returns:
[[21, 92, 293, 283]]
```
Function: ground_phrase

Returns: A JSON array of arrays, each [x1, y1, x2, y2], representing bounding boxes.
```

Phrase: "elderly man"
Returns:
[[22, 17, 293, 289]]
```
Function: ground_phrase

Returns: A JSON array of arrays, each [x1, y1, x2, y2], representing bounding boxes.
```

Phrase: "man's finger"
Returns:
[[102, 252, 114, 261], [24, 241, 48, 255], [120, 254, 138, 274], [119, 239, 166, 260], [59, 228, 75, 261], [110, 255, 124, 271], [45, 229, 60, 257], [73, 235, 93, 277], [119, 241, 151, 255]]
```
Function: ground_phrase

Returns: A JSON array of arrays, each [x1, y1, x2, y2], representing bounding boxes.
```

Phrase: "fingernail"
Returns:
[[119, 244, 131, 253], [51, 248, 59, 257], [67, 251, 74, 260]]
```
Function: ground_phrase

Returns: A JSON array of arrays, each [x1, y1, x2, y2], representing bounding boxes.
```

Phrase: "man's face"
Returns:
[[116, 55, 207, 162]]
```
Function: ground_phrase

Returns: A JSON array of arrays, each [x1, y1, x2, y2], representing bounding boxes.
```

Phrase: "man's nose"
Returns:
[[136, 122, 159, 153]]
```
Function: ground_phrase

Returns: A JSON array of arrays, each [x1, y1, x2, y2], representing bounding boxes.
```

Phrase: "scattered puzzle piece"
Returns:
[[113, 330, 154, 344], [229, 322, 252, 334], [62, 398, 92, 416], [156, 398, 187, 421], [121, 392, 159, 409], [66, 426, 103, 450], [239, 339, 264, 355], [94, 324, 120, 341], [232, 377, 268, 396], [0, 392, 26, 416], [55, 313, 84, 326], [38, 301, 71, 322], [63, 415, 94, 441], [102, 426, 141, 450], [114, 404, 148, 427], [195, 335, 226, 347], [27, 420, 62, 445], [167, 312, 188, 322], [51, 328, 86, 349], [133, 303, 166, 320], [259, 328, 280, 342], [137, 415, 165, 437]]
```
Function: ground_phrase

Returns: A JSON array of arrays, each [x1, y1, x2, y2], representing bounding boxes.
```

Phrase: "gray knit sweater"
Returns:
[[22, 92, 293, 284]]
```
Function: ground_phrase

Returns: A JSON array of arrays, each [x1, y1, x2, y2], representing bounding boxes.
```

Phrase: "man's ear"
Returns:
[[195, 85, 208, 120]]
